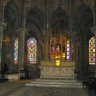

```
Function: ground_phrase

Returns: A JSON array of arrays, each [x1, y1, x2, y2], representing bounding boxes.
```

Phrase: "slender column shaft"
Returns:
[[18, 28, 27, 70]]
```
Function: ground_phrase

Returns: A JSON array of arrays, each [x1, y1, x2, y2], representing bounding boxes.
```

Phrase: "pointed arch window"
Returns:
[[89, 37, 96, 65], [50, 36, 71, 60], [14, 38, 19, 64], [27, 38, 37, 64]]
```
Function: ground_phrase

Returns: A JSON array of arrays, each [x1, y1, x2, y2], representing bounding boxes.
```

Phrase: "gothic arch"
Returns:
[[26, 6, 44, 65], [27, 37, 37, 64], [74, 4, 94, 80], [75, 4, 93, 36], [49, 7, 70, 60], [2, 1, 20, 71], [50, 7, 69, 38], [4, 0, 20, 8], [4, 1, 20, 35], [26, 6, 44, 35], [50, 7, 69, 29], [89, 37, 95, 65]]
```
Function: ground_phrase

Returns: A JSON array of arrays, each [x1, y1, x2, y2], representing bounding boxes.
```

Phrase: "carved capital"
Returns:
[[0, 21, 7, 28], [16, 27, 28, 36]]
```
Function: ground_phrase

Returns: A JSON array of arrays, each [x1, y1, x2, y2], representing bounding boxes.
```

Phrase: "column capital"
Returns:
[[16, 27, 28, 36], [0, 21, 7, 28]]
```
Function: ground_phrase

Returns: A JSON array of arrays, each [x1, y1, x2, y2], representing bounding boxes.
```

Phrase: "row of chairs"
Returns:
[[83, 78, 96, 96]]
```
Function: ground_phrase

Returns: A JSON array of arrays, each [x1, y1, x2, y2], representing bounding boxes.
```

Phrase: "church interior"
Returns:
[[0, 0, 96, 96]]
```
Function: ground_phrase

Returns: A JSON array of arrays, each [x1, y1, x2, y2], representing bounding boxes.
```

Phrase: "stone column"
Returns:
[[74, 33, 80, 80], [93, 29, 96, 71], [0, 22, 6, 70], [45, 25, 50, 61], [44, 0, 50, 61], [72, 32, 76, 61], [17, 28, 27, 71], [91, 1, 96, 76], [10, 36, 15, 69], [91, 27, 96, 77]]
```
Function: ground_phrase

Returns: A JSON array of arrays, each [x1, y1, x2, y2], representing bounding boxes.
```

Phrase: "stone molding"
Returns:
[[16, 27, 28, 37], [0, 21, 7, 28]]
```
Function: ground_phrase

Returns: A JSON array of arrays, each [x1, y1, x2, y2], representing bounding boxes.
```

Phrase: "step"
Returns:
[[25, 83, 83, 88], [30, 81, 82, 86], [34, 79, 77, 83], [25, 79, 83, 88]]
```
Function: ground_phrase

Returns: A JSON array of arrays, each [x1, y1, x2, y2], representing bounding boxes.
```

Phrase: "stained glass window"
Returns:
[[14, 38, 19, 64], [66, 40, 70, 60], [89, 37, 95, 65], [27, 38, 37, 64], [50, 36, 71, 60]]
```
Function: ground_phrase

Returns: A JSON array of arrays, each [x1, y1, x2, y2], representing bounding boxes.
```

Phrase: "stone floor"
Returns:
[[0, 80, 95, 96]]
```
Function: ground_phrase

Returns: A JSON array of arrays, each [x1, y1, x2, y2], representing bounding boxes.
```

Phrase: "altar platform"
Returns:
[[40, 61, 75, 79]]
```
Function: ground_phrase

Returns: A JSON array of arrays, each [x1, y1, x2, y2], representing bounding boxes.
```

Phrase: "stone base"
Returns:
[[40, 67, 75, 79], [40, 61, 75, 79], [8, 74, 19, 81]]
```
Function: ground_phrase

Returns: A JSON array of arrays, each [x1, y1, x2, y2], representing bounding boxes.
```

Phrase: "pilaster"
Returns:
[[0, 21, 7, 69], [91, 27, 96, 79], [10, 36, 16, 68], [45, 25, 50, 61], [17, 27, 27, 71]]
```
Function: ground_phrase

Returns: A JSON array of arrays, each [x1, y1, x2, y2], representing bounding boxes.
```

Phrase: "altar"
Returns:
[[40, 61, 75, 79]]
